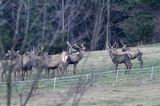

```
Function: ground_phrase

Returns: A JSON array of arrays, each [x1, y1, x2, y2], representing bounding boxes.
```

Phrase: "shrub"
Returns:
[[125, 12, 154, 45]]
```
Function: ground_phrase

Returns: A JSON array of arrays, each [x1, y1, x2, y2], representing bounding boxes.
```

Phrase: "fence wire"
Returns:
[[0, 66, 160, 106]]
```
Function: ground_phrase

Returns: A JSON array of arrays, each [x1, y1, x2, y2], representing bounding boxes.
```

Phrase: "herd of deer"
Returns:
[[0, 42, 143, 81], [107, 42, 143, 74], [0, 42, 86, 81]]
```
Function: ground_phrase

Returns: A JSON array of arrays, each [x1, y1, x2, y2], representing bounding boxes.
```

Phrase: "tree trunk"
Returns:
[[12, 0, 22, 50], [105, 0, 111, 49], [61, 0, 66, 43], [21, 0, 30, 51], [90, 1, 101, 51], [7, 64, 13, 106]]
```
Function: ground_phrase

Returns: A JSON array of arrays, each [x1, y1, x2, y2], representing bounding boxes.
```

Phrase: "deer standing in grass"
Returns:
[[121, 43, 143, 68], [107, 43, 132, 73], [1, 50, 20, 81], [41, 52, 67, 78], [64, 42, 86, 74], [21, 51, 41, 80]]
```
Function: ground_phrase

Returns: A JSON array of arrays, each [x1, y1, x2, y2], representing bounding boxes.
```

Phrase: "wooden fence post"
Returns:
[[90, 68, 94, 86], [53, 77, 57, 92], [116, 70, 119, 83], [151, 67, 154, 80], [86, 74, 89, 84]]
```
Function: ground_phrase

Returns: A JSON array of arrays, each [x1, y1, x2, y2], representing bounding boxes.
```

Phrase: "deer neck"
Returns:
[[61, 51, 69, 63], [77, 51, 83, 59], [110, 54, 116, 60]]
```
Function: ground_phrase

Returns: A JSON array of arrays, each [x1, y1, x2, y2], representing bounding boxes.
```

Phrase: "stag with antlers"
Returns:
[[121, 42, 144, 68], [63, 42, 86, 74], [107, 43, 132, 73], [41, 52, 67, 78], [1, 50, 20, 81]]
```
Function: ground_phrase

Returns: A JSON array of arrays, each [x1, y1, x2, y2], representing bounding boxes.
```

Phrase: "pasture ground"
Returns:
[[0, 81, 160, 106]]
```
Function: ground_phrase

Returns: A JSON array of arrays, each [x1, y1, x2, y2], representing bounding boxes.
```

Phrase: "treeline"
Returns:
[[0, 0, 159, 54]]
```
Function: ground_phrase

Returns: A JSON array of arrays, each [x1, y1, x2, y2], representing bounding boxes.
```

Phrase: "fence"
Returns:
[[0, 66, 160, 93], [0, 66, 160, 105]]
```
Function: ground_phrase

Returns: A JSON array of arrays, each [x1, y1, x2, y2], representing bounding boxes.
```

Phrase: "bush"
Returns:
[[125, 12, 154, 45]]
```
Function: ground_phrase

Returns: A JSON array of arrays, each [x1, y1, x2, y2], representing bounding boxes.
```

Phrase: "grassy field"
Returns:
[[1, 44, 160, 106]]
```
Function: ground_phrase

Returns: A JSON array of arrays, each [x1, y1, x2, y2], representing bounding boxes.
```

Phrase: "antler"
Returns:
[[81, 44, 84, 48], [106, 43, 111, 50], [112, 42, 118, 49], [120, 39, 125, 46], [39, 46, 44, 53], [67, 41, 71, 47], [32, 46, 35, 53], [74, 44, 80, 49]]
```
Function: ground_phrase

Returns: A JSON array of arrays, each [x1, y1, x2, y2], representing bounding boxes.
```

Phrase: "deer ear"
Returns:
[[16, 50, 19, 54], [66, 42, 71, 46], [115, 43, 118, 49], [106, 44, 110, 50], [81, 44, 85, 48], [26, 51, 29, 55], [7, 50, 11, 53], [108, 43, 112, 49]]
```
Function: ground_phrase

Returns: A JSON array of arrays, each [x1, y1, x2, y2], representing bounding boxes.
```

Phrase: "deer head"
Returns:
[[5, 50, 20, 60], [106, 42, 119, 58]]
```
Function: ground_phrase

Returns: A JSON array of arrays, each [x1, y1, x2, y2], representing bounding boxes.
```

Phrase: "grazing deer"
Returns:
[[107, 43, 132, 73], [65, 43, 86, 74], [121, 43, 143, 68]]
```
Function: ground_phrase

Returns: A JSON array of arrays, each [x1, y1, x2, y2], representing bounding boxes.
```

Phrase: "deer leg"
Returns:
[[23, 71, 25, 80], [73, 64, 77, 74], [22, 70, 24, 81], [67, 65, 69, 73], [47, 68, 50, 79], [25, 71, 27, 80], [62, 66, 66, 76], [61, 64, 66, 76], [52, 70, 55, 78], [17, 70, 20, 80], [1, 71, 5, 81], [114, 64, 118, 73], [45, 69, 47, 77], [124, 63, 128, 74], [58, 67, 62, 77], [29, 70, 32, 79], [55, 68, 58, 77], [14, 71, 16, 81], [138, 57, 143, 68], [125, 61, 132, 74], [65, 67, 67, 75], [24, 70, 28, 80]]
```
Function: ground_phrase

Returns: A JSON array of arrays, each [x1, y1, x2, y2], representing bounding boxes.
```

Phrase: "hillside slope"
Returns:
[[75, 44, 160, 75]]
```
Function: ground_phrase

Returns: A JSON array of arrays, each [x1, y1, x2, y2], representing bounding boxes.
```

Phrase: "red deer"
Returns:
[[107, 43, 132, 73], [64, 43, 86, 74], [21, 51, 40, 80], [6, 49, 41, 81], [41, 52, 67, 78], [121, 43, 143, 68], [1, 50, 20, 81]]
